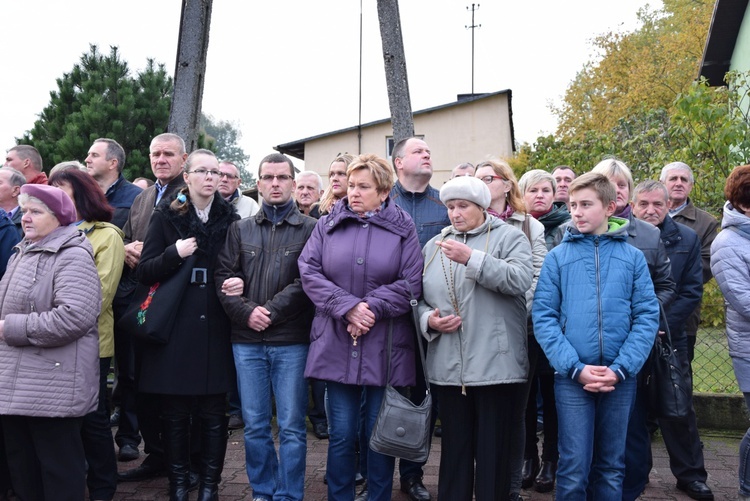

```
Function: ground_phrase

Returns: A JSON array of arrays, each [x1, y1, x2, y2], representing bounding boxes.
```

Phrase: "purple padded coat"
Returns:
[[299, 196, 424, 387]]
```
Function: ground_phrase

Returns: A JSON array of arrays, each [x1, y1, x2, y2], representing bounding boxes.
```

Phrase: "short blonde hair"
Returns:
[[518, 169, 557, 195], [347, 154, 394, 194]]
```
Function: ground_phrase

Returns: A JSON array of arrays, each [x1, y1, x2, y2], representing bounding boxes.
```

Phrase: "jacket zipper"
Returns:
[[595, 237, 604, 365]]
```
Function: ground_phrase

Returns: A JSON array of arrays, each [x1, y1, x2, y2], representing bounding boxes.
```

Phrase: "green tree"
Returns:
[[525, 73, 750, 209], [199, 113, 255, 187], [553, 0, 714, 138], [17, 45, 172, 180]]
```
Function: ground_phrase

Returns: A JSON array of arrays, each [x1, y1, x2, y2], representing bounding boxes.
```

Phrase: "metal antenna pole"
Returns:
[[465, 4, 481, 95]]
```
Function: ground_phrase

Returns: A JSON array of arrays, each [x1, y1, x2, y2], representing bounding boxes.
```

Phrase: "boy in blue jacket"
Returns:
[[532, 172, 659, 500]]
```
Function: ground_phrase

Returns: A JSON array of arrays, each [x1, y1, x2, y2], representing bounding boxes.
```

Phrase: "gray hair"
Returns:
[[633, 179, 669, 202], [17, 194, 52, 214], [151, 133, 186, 155], [519, 169, 557, 195], [8, 145, 43, 172], [296, 171, 323, 191], [50, 160, 87, 176], [0, 167, 26, 188], [660, 161, 694, 183], [94, 138, 126, 174]]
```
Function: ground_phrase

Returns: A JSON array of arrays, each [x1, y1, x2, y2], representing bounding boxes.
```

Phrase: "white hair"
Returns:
[[296, 171, 323, 191]]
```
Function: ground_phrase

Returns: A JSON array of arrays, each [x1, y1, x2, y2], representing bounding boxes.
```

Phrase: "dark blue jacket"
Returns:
[[658, 215, 702, 346], [0, 210, 21, 279], [106, 175, 143, 230], [625, 214, 677, 309], [389, 181, 450, 248]]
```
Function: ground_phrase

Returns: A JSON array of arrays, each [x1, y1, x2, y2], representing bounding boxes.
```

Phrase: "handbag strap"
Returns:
[[657, 302, 674, 349], [405, 281, 430, 392], [383, 280, 430, 394]]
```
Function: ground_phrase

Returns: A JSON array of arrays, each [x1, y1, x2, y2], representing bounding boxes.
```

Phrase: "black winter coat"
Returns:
[[658, 215, 702, 346], [136, 193, 239, 395]]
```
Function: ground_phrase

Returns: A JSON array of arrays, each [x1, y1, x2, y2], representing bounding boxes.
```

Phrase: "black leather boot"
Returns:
[[521, 456, 540, 489], [196, 414, 228, 501], [163, 416, 192, 501], [534, 461, 557, 493]]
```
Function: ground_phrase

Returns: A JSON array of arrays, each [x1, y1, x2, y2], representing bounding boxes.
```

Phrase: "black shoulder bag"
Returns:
[[644, 305, 691, 420], [369, 286, 432, 462]]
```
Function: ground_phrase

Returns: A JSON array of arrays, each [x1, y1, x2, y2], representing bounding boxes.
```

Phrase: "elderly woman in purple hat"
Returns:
[[0, 183, 101, 501]]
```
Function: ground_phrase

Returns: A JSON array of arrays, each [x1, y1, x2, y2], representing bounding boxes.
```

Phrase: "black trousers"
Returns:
[[82, 357, 118, 500], [3, 415, 85, 501], [308, 378, 327, 426], [434, 383, 521, 501], [113, 294, 141, 449], [659, 345, 708, 484], [509, 332, 539, 493]]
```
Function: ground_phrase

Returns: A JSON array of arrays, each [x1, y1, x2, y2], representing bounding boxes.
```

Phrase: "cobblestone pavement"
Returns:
[[111, 425, 744, 500]]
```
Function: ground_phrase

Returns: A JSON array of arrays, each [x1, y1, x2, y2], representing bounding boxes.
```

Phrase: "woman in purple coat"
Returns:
[[299, 153, 423, 501]]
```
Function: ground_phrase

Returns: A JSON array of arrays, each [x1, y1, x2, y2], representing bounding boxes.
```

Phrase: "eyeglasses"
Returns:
[[479, 175, 504, 185], [259, 174, 293, 182], [188, 169, 220, 177], [219, 172, 238, 180]]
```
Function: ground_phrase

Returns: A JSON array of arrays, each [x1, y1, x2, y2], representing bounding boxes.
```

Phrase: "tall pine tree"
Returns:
[[18, 45, 172, 180]]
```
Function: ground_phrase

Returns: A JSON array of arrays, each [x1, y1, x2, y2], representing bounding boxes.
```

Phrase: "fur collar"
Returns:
[[157, 192, 239, 259]]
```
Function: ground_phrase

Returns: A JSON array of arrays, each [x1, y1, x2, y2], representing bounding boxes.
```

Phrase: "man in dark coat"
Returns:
[[85, 138, 143, 230], [215, 153, 316, 501], [661, 161, 720, 363], [115, 133, 188, 480], [389, 137, 449, 501], [0, 167, 24, 238], [630, 180, 713, 500]]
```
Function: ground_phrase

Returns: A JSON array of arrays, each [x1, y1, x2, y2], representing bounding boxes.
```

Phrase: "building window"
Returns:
[[386, 135, 424, 161]]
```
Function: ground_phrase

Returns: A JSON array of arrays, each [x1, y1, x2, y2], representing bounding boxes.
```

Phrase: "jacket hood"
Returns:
[[562, 216, 629, 243], [722, 201, 750, 241], [658, 215, 682, 247], [324, 196, 416, 239], [79, 220, 125, 240], [20, 225, 93, 259]]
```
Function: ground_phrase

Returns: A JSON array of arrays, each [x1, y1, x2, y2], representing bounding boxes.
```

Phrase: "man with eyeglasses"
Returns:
[[216, 153, 316, 501], [218, 161, 259, 219]]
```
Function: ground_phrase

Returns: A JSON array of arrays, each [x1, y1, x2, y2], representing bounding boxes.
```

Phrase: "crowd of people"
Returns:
[[0, 135, 748, 501]]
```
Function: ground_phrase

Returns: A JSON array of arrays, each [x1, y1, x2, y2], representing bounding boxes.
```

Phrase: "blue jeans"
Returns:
[[326, 382, 394, 501], [233, 343, 309, 501], [555, 375, 636, 501], [741, 393, 750, 497]]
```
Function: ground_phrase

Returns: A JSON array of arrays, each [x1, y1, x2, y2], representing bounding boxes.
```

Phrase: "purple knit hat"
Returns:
[[20, 184, 77, 226]]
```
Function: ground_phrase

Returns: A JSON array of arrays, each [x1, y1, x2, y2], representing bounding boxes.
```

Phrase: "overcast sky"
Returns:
[[0, 0, 657, 171]]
